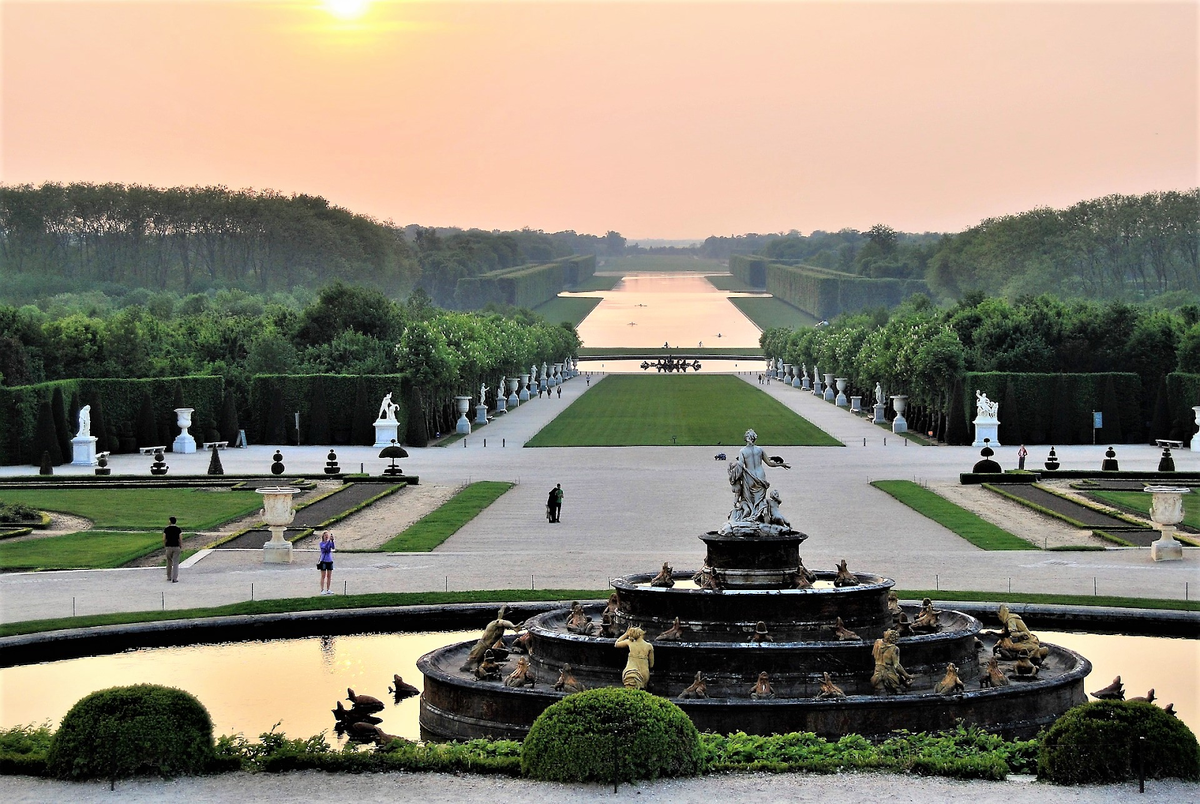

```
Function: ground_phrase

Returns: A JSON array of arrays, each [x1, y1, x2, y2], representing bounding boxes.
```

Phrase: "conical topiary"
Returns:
[[136, 391, 158, 448], [207, 444, 224, 475], [39, 449, 53, 475], [307, 377, 331, 445], [51, 387, 71, 461], [1149, 375, 1171, 444], [1099, 374, 1123, 444], [1050, 375, 1072, 445], [405, 383, 428, 448], [219, 391, 240, 445], [943, 378, 969, 446], [33, 398, 64, 466]]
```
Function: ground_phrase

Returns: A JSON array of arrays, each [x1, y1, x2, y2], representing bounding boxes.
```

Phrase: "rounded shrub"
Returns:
[[1038, 700, 1199, 784], [521, 687, 703, 782], [46, 685, 215, 780]]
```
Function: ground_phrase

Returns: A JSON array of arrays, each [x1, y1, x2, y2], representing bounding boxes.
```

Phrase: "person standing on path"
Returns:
[[546, 487, 556, 523], [552, 483, 564, 523], [317, 530, 335, 595], [163, 516, 182, 583], [1017, 444, 1028, 471], [557, 385, 562, 399]]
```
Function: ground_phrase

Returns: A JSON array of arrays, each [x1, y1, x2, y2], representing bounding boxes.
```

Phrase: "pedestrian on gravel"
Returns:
[[318, 530, 335, 595], [551, 483, 564, 523], [163, 516, 182, 583], [1017, 444, 1028, 471], [546, 487, 556, 523], [557, 386, 562, 399]]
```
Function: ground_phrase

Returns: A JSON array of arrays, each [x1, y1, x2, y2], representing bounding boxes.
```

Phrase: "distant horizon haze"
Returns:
[[3, 1, 1195, 240]]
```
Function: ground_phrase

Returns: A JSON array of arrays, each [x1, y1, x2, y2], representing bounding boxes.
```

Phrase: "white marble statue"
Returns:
[[975, 390, 999, 420], [480, 383, 489, 406], [721, 429, 792, 536], [875, 383, 884, 406], [77, 405, 91, 438], [378, 393, 397, 421]]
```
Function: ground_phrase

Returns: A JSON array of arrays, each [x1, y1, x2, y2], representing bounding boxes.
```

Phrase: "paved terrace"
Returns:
[[1, 373, 1196, 625]]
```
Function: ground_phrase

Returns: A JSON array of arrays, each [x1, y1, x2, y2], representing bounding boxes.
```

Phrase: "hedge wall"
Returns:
[[247, 374, 412, 447], [1166, 372, 1200, 446], [0, 376, 224, 466], [965, 372, 1143, 446], [729, 255, 768, 288], [765, 263, 928, 319], [454, 255, 595, 310]]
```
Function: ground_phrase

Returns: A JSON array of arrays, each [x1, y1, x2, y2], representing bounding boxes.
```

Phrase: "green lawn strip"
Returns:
[[526, 375, 840, 447], [871, 481, 1037, 551], [0, 530, 181, 570], [0, 588, 607, 638], [728, 296, 821, 330], [704, 274, 758, 292], [577, 346, 761, 356], [567, 275, 622, 292], [895, 589, 1200, 612], [375, 481, 514, 552], [532, 296, 603, 327], [0, 488, 263, 530], [1090, 490, 1200, 531]]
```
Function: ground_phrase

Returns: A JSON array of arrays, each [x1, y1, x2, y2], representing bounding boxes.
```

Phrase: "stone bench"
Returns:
[[202, 441, 229, 450], [1156, 439, 1184, 449], [139, 446, 167, 455]]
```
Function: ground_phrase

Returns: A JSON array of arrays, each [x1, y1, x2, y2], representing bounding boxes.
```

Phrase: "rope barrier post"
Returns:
[[343, 580, 347, 595], [161, 591, 165, 611]]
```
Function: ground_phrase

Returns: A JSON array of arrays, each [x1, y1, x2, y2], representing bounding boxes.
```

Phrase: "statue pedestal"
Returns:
[[263, 535, 293, 564], [1150, 530, 1183, 562], [495, 396, 507, 415], [455, 396, 472, 435], [850, 396, 862, 413], [972, 420, 1000, 448], [172, 433, 197, 454], [792, 375, 802, 389], [475, 404, 488, 426], [835, 378, 848, 407], [1192, 406, 1200, 452], [373, 419, 400, 448], [873, 402, 887, 424], [71, 436, 98, 466]]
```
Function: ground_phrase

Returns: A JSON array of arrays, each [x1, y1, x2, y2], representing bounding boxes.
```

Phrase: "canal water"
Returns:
[[1, 629, 1194, 743]]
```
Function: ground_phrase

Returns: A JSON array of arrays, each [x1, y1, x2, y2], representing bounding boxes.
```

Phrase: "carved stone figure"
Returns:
[[721, 429, 791, 536], [678, 671, 708, 700], [77, 405, 91, 438], [599, 611, 619, 638], [461, 605, 516, 670], [692, 562, 723, 592], [332, 701, 382, 726], [474, 649, 502, 681], [615, 627, 654, 689], [389, 674, 419, 699], [911, 598, 941, 634], [377, 393, 397, 421], [1010, 650, 1039, 680], [980, 656, 1009, 688], [511, 631, 533, 655], [488, 637, 510, 662], [994, 604, 1048, 662], [749, 620, 773, 644], [833, 559, 858, 587], [346, 688, 385, 713], [833, 617, 860, 641], [565, 601, 593, 634], [345, 721, 399, 745], [650, 561, 675, 588], [815, 672, 845, 699], [935, 663, 965, 695], [886, 591, 903, 621], [975, 389, 999, 420], [655, 616, 685, 642], [1090, 676, 1124, 701], [602, 592, 620, 618], [1129, 689, 1156, 704], [749, 671, 775, 700], [765, 489, 791, 529], [875, 382, 884, 405], [794, 558, 816, 589], [870, 630, 912, 694], [504, 656, 536, 688], [1163, 703, 1177, 717], [480, 383, 489, 407]]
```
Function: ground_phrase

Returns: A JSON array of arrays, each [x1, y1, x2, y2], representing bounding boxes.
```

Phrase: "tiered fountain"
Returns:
[[418, 430, 1090, 741]]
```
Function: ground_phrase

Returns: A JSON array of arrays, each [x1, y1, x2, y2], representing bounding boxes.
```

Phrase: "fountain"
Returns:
[[418, 428, 1090, 741]]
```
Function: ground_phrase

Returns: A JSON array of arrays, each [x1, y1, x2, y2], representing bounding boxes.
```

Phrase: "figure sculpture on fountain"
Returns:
[[720, 429, 792, 537], [615, 626, 654, 689]]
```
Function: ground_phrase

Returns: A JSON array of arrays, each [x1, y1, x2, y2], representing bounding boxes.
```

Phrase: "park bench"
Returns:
[[202, 441, 229, 450], [139, 445, 166, 455], [1155, 439, 1184, 449]]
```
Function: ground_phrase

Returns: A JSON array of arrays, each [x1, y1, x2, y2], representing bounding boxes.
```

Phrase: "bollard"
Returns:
[[464, 439, 467, 448], [72, 596, 76, 617], [445, 575, 448, 592], [360, 462, 364, 473], [531, 574, 535, 590], [863, 438, 866, 446], [935, 574, 939, 591], [503, 438, 506, 448], [484, 439, 486, 448], [1187, 582, 1190, 601], [1094, 577, 1098, 596], [161, 591, 165, 611], [1008, 578, 1012, 593], [251, 583, 255, 601], [884, 437, 887, 446], [904, 439, 908, 446], [1139, 736, 1145, 793], [343, 580, 347, 595]]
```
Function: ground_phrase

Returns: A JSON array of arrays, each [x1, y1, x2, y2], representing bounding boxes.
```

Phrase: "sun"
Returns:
[[322, 0, 372, 21]]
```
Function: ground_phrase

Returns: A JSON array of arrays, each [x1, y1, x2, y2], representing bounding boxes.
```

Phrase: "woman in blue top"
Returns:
[[318, 531, 335, 595]]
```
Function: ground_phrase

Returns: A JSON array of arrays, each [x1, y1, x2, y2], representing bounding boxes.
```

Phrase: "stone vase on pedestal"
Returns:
[[259, 487, 299, 564], [172, 408, 197, 454], [1192, 407, 1200, 452], [792, 371, 803, 389], [783, 364, 792, 386], [1147, 486, 1189, 562], [455, 396, 472, 435], [835, 378, 849, 407], [507, 377, 520, 408], [823, 373, 836, 402], [891, 395, 908, 434]]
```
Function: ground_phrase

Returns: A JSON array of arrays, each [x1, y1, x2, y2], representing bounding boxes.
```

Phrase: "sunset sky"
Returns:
[[2, 1, 1196, 239]]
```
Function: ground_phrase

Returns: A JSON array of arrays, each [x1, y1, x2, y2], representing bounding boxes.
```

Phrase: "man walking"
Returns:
[[163, 516, 182, 582], [551, 483, 564, 523], [1017, 444, 1028, 471]]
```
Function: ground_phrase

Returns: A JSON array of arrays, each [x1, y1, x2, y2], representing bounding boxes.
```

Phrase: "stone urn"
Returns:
[[173, 407, 197, 454], [455, 395, 472, 435], [1192, 406, 1200, 452], [507, 376, 520, 408], [554, 362, 564, 386], [823, 373, 836, 403], [835, 378, 849, 407], [891, 395, 909, 434], [783, 364, 792, 385], [518, 374, 531, 402], [258, 487, 299, 564], [1146, 486, 1189, 562]]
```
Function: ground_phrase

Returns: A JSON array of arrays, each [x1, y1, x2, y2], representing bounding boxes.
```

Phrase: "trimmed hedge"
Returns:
[[966, 372, 1143, 445], [455, 255, 596, 310], [247, 374, 412, 446], [45, 684, 215, 780], [1166, 372, 1200, 446], [1038, 700, 1200, 784], [764, 262, 927, 320], [521, 687, 704, 782], [729, 254, 768, 288]]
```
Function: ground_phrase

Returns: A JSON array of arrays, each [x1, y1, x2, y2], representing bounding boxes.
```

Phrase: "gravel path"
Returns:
[[929, 482, 1098, 550], [1, 770, 1192, 803], [291, 482, 462, 550]]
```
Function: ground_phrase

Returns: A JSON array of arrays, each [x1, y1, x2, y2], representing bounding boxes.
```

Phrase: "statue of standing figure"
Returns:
[[720, 429, 792, 536], [480, 383, 489, 407], [615, 626, 654, 689], [77, 405, 92, 438], [875, 383, 884, 406], [378, 393, 398, 421]]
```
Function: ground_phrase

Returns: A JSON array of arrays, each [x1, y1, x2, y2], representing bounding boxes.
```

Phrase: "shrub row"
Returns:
[[966, 372, 1144, 445], [729, 255, 768, 288], [766, 262, 928, 320], [454, 255, 596, 310]]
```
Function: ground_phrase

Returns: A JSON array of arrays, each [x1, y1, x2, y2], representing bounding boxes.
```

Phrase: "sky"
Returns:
[[2, 1, 1196, 239]]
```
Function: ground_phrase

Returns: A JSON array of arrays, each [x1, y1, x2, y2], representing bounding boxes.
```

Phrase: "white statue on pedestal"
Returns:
[[77, 405, 91, 438], [378, 393, 397, 421], [975, 390, 999, 420], [71, 404, 98, 466], [972, 390, 1001, 447], [874, 383, 884, 406], [480, 383, 489, 407], [373, 393, 401, 448]]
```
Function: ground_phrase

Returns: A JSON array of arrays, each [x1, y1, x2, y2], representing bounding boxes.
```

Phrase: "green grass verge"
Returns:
[[704, 274, 759, 292], [533, 296, 603, 327], [526, 375, 840, 447], [728, 296, 820, 330], [598, 254, 728, 273], [1090, 490, 1200, 530], [377, 481, 514, 552], [0, 488, 263, 530], [871, 480, 1038, 551], [895, 589, 1200, 612], [0, 530, 178, 570], [0, 589, 607, 638], [567, 275, 622, 292]]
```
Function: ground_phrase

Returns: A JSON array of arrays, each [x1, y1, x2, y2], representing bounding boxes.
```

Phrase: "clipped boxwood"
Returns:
[[521, 687, 703, 782], [1038, 700, 1200, 784], [46, 684, 215, 780]]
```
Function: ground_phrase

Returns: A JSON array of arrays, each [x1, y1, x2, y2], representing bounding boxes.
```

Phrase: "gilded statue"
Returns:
[[749, 671, 775, 700], [832, 617, 860, 641], [994, 604, 1048, 662], [870, 629, 912, 694], [980, 656, 1009, 688], [602, 592, 620, 618], [934, 663, 964, 695], [615, 626, 655, 689], [473, 649, 502, 681], [461, 604, 515, 671], [504, 656, 536, 688], [650, 561, 675, 588], [911, 598, 941, 634]]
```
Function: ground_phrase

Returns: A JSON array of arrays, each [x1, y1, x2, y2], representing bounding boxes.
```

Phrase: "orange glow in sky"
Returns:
[[2, 1, 1196, 238]]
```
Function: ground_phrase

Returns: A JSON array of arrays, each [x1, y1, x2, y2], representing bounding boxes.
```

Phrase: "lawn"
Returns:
[[0, 488, 264, 530], [729, 296, 820, 330], [871, 480, 1038, 551], [377, 481, 514, 552], [567, 275, 622, 292], [705, 274, 760, 292], [526, 375, 841, 447], [598, 254, 728, 273], [0, 530, 171, 570], [533, 296, 603, 327], [1089, 490, 1200, 530]]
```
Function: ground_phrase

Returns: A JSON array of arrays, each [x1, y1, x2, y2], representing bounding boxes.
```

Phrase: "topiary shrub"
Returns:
[[520, 687, 703, 782], [1038, 700, 1200, 784], [46, 685, 216, 781]]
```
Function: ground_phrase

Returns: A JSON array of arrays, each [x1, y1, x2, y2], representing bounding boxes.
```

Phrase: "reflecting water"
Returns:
[[1, 630, 1194, 741], [570, 273, 767, 348]]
